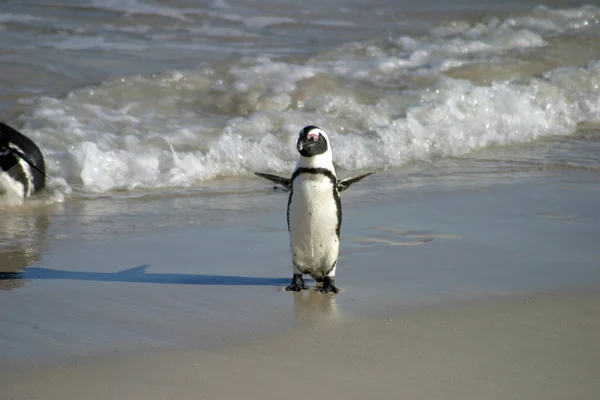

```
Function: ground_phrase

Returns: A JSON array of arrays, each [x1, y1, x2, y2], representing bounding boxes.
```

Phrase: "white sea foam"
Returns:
[[51, 36, 149, 51], [210, 0, 231, 9], [183, 25, 260, 38], [394, 26, 547, 72], [90, 0, 188, 20], [243, 16, 296, 29], [432, 5, 600, 37], [0, 12, 43, 24], [13, 5, 600, 197], [22, 62, 599, 195]]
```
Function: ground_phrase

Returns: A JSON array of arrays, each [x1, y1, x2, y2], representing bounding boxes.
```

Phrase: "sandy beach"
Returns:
[[2, 168, 600, 399], [3, 289, 599, 400]]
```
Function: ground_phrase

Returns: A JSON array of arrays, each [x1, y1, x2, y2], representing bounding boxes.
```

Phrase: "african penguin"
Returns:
[[255, 126, 375, 293], [0, 122, 46, 199]]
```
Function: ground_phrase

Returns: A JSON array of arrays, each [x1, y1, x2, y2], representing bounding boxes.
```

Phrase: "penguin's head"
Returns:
[[296, 126, 329, 158]]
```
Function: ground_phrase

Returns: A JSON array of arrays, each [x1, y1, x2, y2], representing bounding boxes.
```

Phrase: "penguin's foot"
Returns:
[[285, 274, 308, 292], [319, 277, 339, 294]]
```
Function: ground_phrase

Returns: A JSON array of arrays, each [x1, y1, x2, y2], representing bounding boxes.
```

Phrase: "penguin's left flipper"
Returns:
[[337, 171, 376, 192], [254, 172, 292, 191]]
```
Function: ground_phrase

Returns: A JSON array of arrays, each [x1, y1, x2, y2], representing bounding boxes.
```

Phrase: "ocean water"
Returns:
[[1, 0, 599, 204]]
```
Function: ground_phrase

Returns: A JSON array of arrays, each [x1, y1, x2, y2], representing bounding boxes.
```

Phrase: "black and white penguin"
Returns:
[[255, 126, 375, 293], [0, 122, 46, 199]]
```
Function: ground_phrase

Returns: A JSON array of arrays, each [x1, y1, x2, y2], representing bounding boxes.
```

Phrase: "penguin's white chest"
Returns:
[[0, 171, 26, 199], [288, 174, 340, 276]]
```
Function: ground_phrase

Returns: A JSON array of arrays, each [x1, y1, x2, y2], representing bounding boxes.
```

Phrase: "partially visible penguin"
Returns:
[[255, 126, 375, 293], [0, 122, 46, 200]]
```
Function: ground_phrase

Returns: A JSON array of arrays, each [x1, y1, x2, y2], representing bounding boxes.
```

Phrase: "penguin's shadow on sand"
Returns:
[[0, 265, 290, 287]]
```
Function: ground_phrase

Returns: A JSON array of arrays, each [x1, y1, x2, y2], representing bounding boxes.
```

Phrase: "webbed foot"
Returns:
[[285, 274, 308, 292], [319, 277, 339, 294]]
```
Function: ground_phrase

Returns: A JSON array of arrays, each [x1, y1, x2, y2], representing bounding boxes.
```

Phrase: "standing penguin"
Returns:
[[0, 122, 46, 199], [255, 126, 375, 293]]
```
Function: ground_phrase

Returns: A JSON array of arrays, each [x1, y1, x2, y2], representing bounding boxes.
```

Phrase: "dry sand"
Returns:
[[3, 289, 599, 400]]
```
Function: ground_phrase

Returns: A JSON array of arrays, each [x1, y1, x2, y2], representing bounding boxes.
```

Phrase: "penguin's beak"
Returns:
[[297, 132, 320, 152]]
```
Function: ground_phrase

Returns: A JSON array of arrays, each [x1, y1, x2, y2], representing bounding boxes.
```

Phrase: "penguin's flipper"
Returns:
[[337, 171, 376, 192], [7, 145, 48, 179], [0, 121, 48, 179], [254, 172, 292, 191]]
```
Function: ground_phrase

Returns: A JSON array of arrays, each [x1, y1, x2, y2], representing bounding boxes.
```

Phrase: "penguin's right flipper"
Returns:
[[254, 172, 292, 191]]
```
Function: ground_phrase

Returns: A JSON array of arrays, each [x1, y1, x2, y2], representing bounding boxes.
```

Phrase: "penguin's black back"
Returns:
[[0, 122, 46, 195]]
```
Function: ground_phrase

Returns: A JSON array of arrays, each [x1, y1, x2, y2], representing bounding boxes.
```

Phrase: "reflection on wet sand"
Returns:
[[0, 208, 49, 290], [292, 289, 342, 328]]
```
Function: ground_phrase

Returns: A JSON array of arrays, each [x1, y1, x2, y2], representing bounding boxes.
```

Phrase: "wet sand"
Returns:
[[2, 289, 599, 400], [1, 169, 600, 398]]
